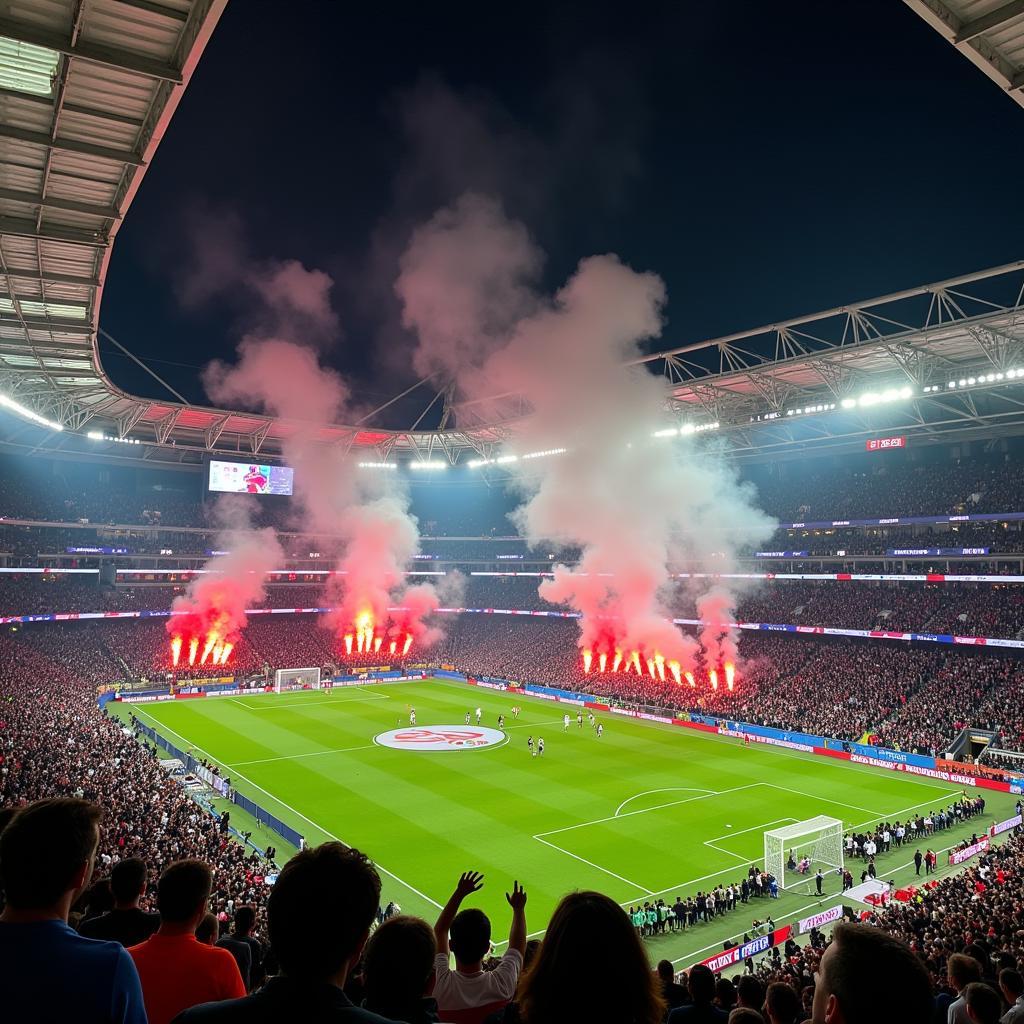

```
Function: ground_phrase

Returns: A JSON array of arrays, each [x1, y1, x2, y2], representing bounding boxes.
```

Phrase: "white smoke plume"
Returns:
[[396, 194, 775, 679]]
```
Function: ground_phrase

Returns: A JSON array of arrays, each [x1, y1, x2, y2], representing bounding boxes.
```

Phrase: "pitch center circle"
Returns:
[[374, 725, 507, 752]]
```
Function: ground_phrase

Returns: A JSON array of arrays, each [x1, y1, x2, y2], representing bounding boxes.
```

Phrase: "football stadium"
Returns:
[[3, 3, 1024, 1023]]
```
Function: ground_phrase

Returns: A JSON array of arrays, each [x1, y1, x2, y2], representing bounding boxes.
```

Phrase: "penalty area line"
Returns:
[[532, 834, 654, 896], [130, 708, 443, 911]]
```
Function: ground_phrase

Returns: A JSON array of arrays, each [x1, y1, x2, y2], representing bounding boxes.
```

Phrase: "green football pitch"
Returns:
[[112, 677, 1017, 966]]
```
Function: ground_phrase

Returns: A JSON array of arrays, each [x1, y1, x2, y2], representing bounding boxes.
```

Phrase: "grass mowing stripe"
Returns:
[[130, 706, 443, 910]]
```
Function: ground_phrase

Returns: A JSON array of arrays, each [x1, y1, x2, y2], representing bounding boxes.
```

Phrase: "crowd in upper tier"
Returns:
[[2, 451, 1024, 534], [4, 575, 1024, 648]]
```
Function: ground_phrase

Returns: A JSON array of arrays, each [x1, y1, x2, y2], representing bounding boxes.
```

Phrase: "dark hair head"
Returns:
[[156, 860, 212, 924], [688, 964, 716, 1005], [518, 891, 665, 1024], [450, 907, 491, 965], [964, 982, 1002, 1024], [728, 1010, 766, 1024], [949, 953, 983, 988], [765, 982, 800, 1024], [268, 843, 380, 981], [0, 798, 102, 909], [110, 858, 147, 904], [196, 912, 220, 944], [234, 905, 256, 934], [737, 975, 765, 1009], [657, 960, 674, 982], [716, 977, 737, 1010], [363, 915, 436, 1006], [819, 923, 932, 1024], [1000, 969, 1024, 998], [81, 877, 113, 917]]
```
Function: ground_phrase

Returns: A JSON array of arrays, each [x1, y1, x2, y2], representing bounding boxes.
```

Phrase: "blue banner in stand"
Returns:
[[778, 511, 1024, 529], [755, 551, 809, 558], [886, 547, 990, 557]]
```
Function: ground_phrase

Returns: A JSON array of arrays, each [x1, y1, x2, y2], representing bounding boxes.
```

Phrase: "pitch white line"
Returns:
[[131, 707, 442, 910], [533, 834, 654, 895], [229, 743, 379, 767], [615, 788, 716, 818], [704, 818, 796, 847], [229, 693, 390, 710], [537, 784, 763, 838]]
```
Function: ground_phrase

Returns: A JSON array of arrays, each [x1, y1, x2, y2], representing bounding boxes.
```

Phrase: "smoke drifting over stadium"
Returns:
[[191, 232, 443, 659], [397, 193, 775, 682], [167, 498, 282, 667]]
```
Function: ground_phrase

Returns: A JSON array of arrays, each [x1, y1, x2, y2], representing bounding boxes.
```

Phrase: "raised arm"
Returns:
[[505, 880, 528, 957], [434, 871, 484, 955]]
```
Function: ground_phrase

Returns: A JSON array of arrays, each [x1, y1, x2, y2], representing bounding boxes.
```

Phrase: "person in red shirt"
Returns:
[[129, 859, 245, 1024]]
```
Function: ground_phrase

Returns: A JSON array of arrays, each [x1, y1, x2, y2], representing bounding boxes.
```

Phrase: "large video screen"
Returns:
[[208, 460, 294, 496]]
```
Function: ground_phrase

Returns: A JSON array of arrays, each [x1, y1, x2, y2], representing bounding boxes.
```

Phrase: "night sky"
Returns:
[[100, 0, 1024, 424]]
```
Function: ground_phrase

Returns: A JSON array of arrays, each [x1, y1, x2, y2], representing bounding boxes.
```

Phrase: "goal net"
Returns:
[[274, 667, 322, 692], [764, 816, 844, 891]]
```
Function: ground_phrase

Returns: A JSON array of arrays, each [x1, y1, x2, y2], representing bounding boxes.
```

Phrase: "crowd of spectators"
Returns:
[[2, 649, 1024, 1024]]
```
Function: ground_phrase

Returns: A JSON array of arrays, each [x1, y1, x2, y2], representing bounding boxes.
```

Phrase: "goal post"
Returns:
[[274, 667, 322, 692], [764, 816, 844, 891]]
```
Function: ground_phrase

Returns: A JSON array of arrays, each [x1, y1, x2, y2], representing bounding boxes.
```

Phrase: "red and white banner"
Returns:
[[949, 836, 990, 865], [798, 905, 844, 934]]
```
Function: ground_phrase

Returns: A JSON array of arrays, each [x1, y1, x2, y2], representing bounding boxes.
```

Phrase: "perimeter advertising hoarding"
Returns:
[[208, 460, 294, 496]]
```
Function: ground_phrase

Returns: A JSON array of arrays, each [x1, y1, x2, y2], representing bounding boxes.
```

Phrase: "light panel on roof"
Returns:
[[0, 36, 59, 97]]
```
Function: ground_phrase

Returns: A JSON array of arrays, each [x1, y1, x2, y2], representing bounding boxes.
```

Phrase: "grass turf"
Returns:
[[111, 677, 1017, 966]]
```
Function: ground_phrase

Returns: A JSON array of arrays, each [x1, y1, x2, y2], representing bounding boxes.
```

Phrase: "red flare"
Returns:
[[200, 634, 218, 665], [669, 660, 682, 685], [645, 657, 655, 679], [725, 662, 736, 691], [685, 670, 695, 688], [344, 634, 353, 655], [220, 641, 234, 665], [188, 637, 198, 666], [612, 650, 623, 673], [389, 639, 397, 655], [402, 633, 413, 656], [709, 668, 719, 690], [655, 654, 666, 682], [582, 649, 593, 674], [170, 635, 182, 668], [631, 650, 641, 674], [598, 651, 607, 673], [373, 635, 382, 654]]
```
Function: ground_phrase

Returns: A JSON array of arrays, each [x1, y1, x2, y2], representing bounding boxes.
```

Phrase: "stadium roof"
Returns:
[[1, 1, 1024, 468], [904, 0, 1024, 110]]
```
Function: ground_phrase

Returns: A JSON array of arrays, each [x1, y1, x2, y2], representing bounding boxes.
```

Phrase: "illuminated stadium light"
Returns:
[[521, 447, 567, 460], [0, 36, 60, 97], [652, 427, 679, 438], [358, 462, 397, 470], [85, 431, 140, 445], [408, 460, 448, 470], [0, 393, 62, 431]]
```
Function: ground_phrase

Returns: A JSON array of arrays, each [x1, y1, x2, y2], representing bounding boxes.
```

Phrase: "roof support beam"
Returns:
[[0, 16, 184, 84], [0, 123, 144, 167], [0, 186, 119, 221], [0, 214, 107, 248], [0, 267, 100, 288], [955, 0, 1024, 43], [0, 313, 93, 333]]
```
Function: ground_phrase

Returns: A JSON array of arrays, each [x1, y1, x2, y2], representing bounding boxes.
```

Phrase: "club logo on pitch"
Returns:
[[374, 726, 506, 752]]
